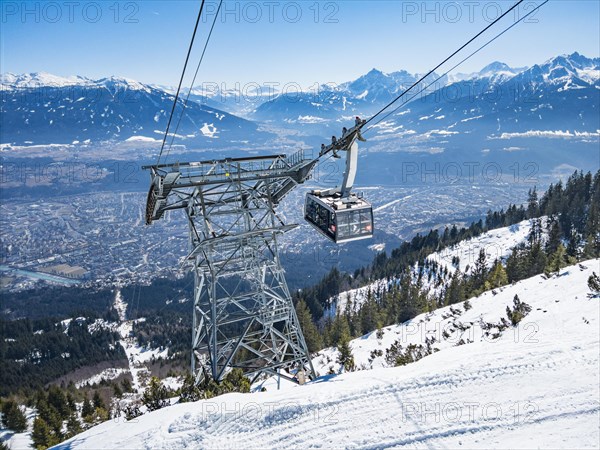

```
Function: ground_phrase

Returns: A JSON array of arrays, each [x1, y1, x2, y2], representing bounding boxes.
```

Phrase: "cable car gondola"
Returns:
[[305, 191, 373, 243], [304, 122, 374, 243]]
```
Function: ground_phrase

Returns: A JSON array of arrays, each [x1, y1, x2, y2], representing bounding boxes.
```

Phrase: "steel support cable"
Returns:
[[164, 0, 224, 164], [157, 0, 206, 165], [362, 0, 525, 129], [364, 0, 550, 134]]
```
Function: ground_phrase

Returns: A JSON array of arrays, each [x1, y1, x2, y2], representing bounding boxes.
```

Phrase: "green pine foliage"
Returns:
[[484, 260, 509, 291], [65, 414, 83, 438], [81, 395, 94, 419], [588, 273, 600, 297], [294, 299, 323, 353], [113, 383, 123, 399], [82, 406, 109, 426], [1, 399, 27, 433], [142, 377, 170, 412], [506, 295, 532, 326], [544, 243, 569, 276], [32, 416, 55, 450], [178, 374, 203, 403], [385, 341, 431, 367], [47, 385, 71, 420], [121, 378, 134, 394], [336, 326, 355, 373], [199, 369, 251, 399], [92, 391, 106, 410]]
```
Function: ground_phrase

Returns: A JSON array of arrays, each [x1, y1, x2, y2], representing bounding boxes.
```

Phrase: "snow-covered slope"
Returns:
[[325, 219, 539, 318], [427, 218, 545, 275], [54, 259, 600, 449]]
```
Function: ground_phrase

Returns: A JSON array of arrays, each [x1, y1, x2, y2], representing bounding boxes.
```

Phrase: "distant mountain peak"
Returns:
[[366, 68, 385, 76], [546, 52, 599, 70], [479, 61, 512, 74]]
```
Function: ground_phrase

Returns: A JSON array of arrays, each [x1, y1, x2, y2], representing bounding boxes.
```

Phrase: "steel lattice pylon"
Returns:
[[143, 151, 317, 384]]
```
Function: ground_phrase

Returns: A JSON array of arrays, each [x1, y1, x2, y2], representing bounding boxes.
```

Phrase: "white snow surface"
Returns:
[[124, 136, 161, 143], [200, 123, 218, 138], [75, 368, 129, 389], [54, 259, 600, 449]]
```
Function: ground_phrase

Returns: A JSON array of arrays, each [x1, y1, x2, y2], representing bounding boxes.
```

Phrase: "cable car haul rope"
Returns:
[[305, 0, 548, 243], [147, 0, 549, 245]]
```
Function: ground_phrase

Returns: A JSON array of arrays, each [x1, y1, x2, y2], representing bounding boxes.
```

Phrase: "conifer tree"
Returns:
[[527, 187, 539, 218], [527, 242, 548, 277], [331, 314, 352, 348], [47, 385, 69, 420], [179, 374, 203, 403], [484, 260, 509, 291], [545, 243, 568, 276], [66, 392, 77, 414], [121, 378, 134, 393], [36, 400, 62, 438], [92, 391, 105, 410], [222, 368, 251, 393], [506, 294, 532, 326], [566, 226, 582, 257], [81, 395, 94, 419], [444, 271, 465, 305], [142, 377, 170, 412], [294, 299, 323, 353], [588, 273, 600, 297], [1, 400, 27, 433], [31, 416, 53, 450], [113, 383, 123, 399], [545, 216, 562, 255], [65, 414, 82, 438], [336, 330, 355, 373], [472, 248, 488, 291]]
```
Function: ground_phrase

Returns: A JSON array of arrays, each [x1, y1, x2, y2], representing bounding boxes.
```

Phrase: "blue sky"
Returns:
[[2, 1, 599, 87]]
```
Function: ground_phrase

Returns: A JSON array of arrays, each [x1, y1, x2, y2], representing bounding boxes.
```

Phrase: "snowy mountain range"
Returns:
[[1, 53, 598, 176], [371, 52, 599, 140], [0, 73, 271, 147], [354, 52, 598, 178], [254, 53, 599, 147], [252, 68, 447, 125]]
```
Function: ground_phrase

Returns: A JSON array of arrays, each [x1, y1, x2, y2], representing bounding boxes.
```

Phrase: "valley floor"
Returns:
[[54, 259, 600, 449]]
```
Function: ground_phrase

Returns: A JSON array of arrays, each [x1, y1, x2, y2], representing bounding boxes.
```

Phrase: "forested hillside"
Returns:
[[294, 170, 600, 353]]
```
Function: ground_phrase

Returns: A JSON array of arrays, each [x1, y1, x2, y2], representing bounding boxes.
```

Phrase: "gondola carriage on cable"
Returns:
[[304, 117, 374, 244], [305, 190, 374, 243]]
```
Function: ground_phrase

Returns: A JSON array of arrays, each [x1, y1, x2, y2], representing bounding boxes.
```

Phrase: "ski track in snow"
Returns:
[[55, 259, 600, 450]]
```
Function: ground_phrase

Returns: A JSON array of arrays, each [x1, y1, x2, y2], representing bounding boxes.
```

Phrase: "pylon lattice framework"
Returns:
[[144, 151, 317, 384]]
